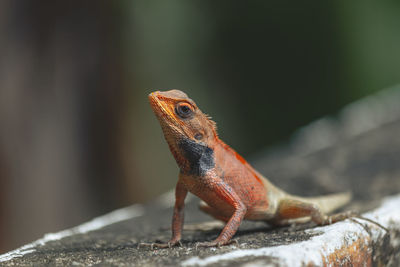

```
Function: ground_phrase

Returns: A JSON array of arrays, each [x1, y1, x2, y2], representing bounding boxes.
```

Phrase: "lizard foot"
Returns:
[[321, 210, 389, 233], [350, 215, 389, 232], [195, 239, 238, 249], [138, 240, 182, 249], [325, 210, 389, 232]]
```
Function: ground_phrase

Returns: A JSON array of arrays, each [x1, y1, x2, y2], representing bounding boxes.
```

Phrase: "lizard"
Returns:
[[144, 89, 378, 248]]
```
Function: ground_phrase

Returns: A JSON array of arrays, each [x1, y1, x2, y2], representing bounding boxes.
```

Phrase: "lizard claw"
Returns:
[[351, 214, 389, 232], [138, 240, 182, 249], [326, 210, 389, 232], [230, 239, 239, 246], [137, 242, 161, 250], [168, 240, 183, 248], [195, 239, 238, 249], [195, 241, 219, 249]]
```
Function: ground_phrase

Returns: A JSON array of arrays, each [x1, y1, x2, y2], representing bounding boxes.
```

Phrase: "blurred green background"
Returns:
[[1, 0, 399, 253]]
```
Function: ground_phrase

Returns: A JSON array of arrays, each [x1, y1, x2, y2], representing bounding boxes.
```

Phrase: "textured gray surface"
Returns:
[[2, 86, 400, 266]]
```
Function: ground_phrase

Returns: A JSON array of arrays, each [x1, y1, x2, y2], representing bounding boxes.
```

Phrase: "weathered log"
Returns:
[[2, 86, 400, 266]]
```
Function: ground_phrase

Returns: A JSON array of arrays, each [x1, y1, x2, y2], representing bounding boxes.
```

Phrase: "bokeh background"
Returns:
[[1, 1, 400, 253]]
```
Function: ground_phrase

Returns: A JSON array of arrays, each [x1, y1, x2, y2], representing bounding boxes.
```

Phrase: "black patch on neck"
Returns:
[[178, 138, 215, 176]]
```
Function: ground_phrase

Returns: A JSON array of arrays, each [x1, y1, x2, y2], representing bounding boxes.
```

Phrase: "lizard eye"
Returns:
[[175, 102, 193, 119]]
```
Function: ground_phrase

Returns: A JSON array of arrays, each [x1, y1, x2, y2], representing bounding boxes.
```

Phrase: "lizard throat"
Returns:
[[177, 138, 215, 176]]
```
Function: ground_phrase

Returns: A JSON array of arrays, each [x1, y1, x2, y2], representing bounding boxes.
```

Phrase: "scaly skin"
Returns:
[[146, 89, 352, 248]]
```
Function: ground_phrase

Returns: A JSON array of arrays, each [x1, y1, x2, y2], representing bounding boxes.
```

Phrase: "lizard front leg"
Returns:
[[168, 181, 188, 246], [140, 181, 187, 249], [196, 180, 247, 248]]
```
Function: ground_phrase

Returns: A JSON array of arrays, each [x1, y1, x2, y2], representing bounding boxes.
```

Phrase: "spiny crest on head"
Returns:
[[166, 89, 189, 99]]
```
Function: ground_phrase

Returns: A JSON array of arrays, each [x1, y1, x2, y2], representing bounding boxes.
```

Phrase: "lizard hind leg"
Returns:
[[274, 199, 390, 233], [199, 201, 230, 222], [274, 198, 353, 226]]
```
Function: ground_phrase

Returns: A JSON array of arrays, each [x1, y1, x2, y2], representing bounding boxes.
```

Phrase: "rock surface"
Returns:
[[2, 86, 400, 266]]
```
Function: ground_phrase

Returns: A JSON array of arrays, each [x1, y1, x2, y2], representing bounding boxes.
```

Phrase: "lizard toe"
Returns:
[[138, 241, 180, 249], [195, 239, 238, 249]]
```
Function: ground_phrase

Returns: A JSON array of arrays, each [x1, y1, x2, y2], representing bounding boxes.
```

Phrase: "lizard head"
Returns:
[[149, 89, 218, 169]]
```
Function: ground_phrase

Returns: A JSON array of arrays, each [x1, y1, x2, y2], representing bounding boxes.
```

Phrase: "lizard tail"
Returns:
[[301, 191, 352, 214]]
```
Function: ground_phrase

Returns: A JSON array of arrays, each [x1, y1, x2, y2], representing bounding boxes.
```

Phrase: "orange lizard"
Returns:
[[146, 89, 355, 248]]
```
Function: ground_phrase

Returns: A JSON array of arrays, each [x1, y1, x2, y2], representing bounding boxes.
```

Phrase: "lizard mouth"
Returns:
[[149, 92, 173, 118], [148, 91, 181, 130], [149, 91, 187, 158]]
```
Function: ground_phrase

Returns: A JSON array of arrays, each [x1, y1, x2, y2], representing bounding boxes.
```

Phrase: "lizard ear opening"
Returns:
[[194, 133, 203, 140]]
